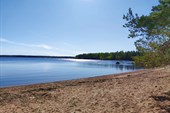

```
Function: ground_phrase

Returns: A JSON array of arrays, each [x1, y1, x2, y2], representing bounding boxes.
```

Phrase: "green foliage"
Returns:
[[76, 51, 140, 61], [133, 50, 170, 68], [123, 0, 170, 68]]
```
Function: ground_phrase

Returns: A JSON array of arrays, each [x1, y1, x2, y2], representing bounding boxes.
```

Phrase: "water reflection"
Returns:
[[0, 57, 142, 87], [115, 64, 135, 70], [80, 61, 139, 71]]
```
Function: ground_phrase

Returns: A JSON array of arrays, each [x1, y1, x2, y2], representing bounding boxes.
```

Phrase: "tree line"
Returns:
[[75, 51, 140, 61], [123, 0, 170, 68]]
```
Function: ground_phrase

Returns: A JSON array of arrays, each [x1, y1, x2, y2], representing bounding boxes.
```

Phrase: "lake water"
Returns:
[[0, 57, 141, 87]]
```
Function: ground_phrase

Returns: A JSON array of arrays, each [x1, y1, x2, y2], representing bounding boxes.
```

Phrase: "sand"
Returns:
[[0, 66, 170, 113]]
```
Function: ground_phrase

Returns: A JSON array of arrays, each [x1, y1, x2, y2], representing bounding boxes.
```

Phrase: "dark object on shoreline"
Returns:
[[116, 62, 120, 64], [127, 74, 131, 77]]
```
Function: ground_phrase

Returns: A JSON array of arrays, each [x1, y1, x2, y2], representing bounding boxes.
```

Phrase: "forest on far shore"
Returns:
[[75, 51, 140, 61]]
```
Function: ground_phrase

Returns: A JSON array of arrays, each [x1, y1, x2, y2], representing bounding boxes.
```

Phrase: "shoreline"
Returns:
[[0, 69, 145, 89], [0, 67, 170, 113]]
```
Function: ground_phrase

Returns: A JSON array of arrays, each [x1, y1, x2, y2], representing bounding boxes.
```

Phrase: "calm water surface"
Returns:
[[0, 57, 141, 87]]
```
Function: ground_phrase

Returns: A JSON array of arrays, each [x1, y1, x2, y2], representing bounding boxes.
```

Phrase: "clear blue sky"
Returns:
[[0, 0, 159, 56]]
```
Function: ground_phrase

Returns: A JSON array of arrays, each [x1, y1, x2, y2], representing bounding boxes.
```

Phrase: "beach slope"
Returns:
[[0, 66, 170, 113]]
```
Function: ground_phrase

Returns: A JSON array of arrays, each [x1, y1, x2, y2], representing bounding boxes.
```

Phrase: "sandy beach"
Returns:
[[0, 66, 170, 113]]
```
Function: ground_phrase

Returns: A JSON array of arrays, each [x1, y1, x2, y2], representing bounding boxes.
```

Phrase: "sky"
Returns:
[[0, 0, 159, 56]]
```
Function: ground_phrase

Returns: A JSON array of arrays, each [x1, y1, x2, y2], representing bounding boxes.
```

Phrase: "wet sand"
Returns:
[[0, 66, 170, 113]]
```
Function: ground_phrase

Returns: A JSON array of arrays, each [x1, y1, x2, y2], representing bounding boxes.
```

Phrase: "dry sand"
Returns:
[[0, 66, 170, 113]]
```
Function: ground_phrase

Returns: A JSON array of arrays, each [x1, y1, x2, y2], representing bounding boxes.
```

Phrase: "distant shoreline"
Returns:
[[0, 55, 75, 59], [0, 55, 135, 61]]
